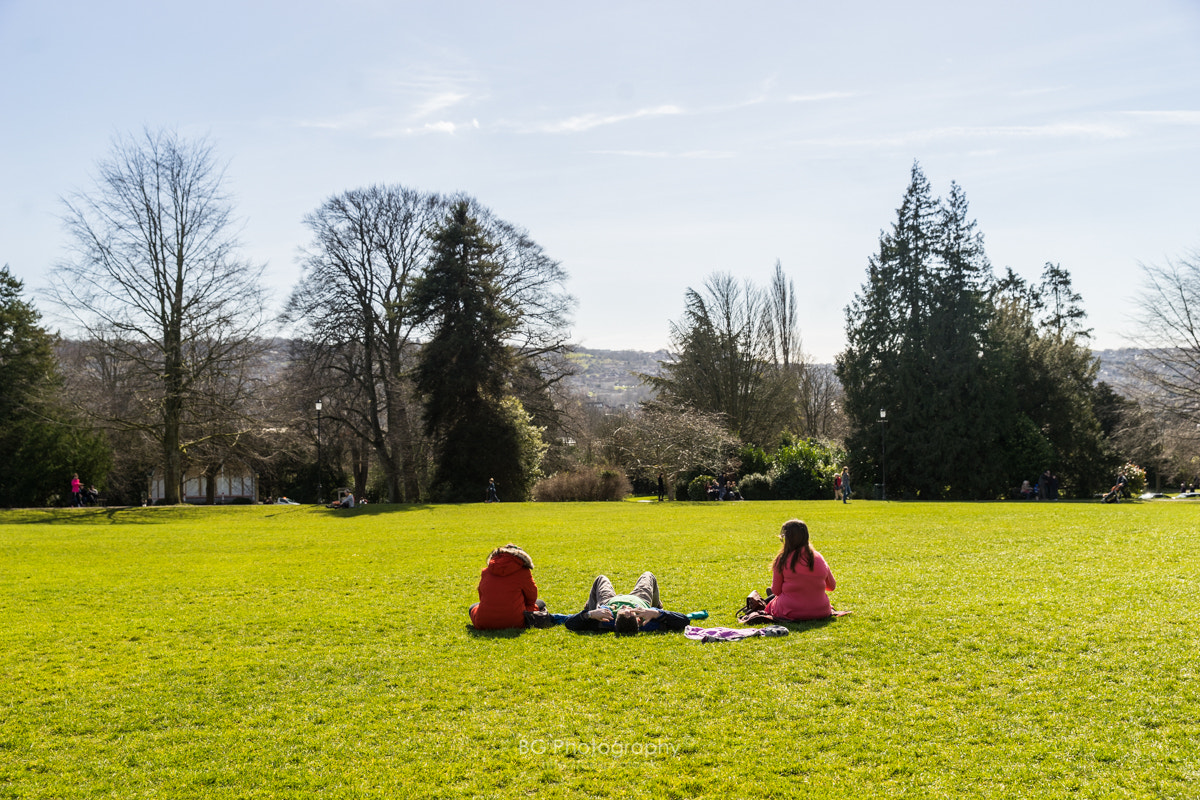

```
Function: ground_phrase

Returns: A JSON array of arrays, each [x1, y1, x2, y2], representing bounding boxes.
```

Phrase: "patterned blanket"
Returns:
[[684, 625, 790, 642]]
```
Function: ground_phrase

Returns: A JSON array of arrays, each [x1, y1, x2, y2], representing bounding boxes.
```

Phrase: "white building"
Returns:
[[149, 462, 257, 505]]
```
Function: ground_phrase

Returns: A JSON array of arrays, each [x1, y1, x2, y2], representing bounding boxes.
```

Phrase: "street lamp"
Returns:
[[316, 401, 323, 504], [879, 408, 887, 501]]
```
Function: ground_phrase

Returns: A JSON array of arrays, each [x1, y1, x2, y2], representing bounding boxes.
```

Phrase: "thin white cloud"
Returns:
[[296, 108, 387, 132], [413, 91, 469, 119], [948, 122, 1129, 139], [370, 119, 461, 138], [296, 106, 466, 137], [520, 91, 851, 136], [785, 91, 856, 103], [1009, 86, 1072, 98], [534, 104, 684, 134], [590, 149, 737, 159], [796, 121, 1130, 149], [1122, 110, 1200, 125]]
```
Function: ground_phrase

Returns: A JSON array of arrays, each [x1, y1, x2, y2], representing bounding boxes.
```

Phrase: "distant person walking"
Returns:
[[70, 473, 82, 507], [657, 473, 665, 502], [486, 478, 500, 503], [840, 467, 851, 504]]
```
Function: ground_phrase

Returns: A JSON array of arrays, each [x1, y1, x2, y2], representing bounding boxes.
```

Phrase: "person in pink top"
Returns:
[[764, 518, 836, 620]]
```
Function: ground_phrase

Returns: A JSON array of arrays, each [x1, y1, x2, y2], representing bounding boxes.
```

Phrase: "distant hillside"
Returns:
[[564, 346, 1148, 410], [1094, 349, 1147, 388], [563, 348, 670, 408]]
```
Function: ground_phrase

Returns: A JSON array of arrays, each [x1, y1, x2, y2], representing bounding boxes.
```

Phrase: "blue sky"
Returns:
[[2, 0, 1198, 361]]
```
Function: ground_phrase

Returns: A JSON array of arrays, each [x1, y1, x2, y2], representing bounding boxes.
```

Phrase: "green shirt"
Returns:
[[606, 594, 651, 610]]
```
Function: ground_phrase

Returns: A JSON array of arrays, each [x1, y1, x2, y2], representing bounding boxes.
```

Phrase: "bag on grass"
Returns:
[[737, 589, 767, 618]]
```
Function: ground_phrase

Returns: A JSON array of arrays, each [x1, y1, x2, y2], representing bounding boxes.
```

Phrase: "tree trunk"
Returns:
[[395, 401, 422, 502], [162, 398, 183, 504], [204, 463, 221, 505], [351, 443, 369, 500]]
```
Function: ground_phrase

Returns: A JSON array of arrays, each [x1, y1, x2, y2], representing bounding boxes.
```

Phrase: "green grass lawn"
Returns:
[[1, 500, 1197, 799]]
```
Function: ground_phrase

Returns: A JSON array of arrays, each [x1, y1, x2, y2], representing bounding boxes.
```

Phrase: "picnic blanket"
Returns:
[[684, 624, 789, 642]]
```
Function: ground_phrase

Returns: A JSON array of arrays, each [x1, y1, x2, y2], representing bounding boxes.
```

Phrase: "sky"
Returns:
[[2, 0, 1198, 362]]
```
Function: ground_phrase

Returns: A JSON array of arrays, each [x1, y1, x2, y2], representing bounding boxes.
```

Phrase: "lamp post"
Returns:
[[879, 408, 887, 501], [316, 401, 323, 504]]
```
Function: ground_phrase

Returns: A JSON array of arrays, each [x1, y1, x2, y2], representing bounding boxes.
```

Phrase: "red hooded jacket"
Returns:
[[469, 546, 539, 630]]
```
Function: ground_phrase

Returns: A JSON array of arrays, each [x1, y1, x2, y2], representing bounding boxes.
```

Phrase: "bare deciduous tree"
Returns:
[[799, 363, 848, 442], [51, 129, 267, 504], [286, 185, 444, 502], [646, 272, 799, 446], [609, 402, 740, 498], [1128, 248, 1200, 427]]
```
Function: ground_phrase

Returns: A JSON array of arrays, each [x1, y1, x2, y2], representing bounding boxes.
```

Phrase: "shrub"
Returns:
[[738, 445, 770, 477], [737, 472, 774, 501], [688, 474, 716, 501], [771, 439, 843, 500], [1121, 462, 1147, 496], [532, 467, 632, 502]]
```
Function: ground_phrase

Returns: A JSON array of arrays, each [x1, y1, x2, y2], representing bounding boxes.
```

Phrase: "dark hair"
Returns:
[[774, 519, 815, 572], [613, 608, 641, 635]]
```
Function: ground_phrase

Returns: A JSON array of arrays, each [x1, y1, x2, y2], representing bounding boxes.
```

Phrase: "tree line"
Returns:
[[630, 162, 1198, 499], [2, 134, 1198, 507]]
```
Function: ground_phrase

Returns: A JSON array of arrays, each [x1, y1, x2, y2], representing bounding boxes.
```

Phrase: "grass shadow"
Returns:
[[7, 507, 169, 525], [318, 503, 439, 517], [464, 625, 529, 639], [772, 615, 850, 633]]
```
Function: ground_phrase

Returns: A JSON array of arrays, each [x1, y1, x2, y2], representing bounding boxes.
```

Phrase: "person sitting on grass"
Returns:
[[469, 544, 551, 630], [763, 519, 837, 621], [563, 572, 689, 635], [328, 491, 355, 509]]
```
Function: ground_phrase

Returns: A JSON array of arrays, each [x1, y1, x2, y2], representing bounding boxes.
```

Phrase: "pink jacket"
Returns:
[[765, 549, 836, 620]]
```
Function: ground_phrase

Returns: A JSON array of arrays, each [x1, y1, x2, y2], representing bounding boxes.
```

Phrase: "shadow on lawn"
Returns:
[[773, 616, 842, 632], [317, 503, 437, 518], [464, 625, 531, 639], [10, 507, 180, 525]]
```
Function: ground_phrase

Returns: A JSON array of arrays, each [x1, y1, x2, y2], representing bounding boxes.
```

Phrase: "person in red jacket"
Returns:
[[469, 544, 547, 629]]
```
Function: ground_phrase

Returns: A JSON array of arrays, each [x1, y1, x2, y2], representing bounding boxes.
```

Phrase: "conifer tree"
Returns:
[[0, 266, 109, 506], [839, 164, 1002, 498], [412, 201, 543, 501], [838, 162, 944, 497]]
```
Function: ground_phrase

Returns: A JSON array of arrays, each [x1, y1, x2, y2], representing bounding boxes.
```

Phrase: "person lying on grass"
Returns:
[[763, 519, 837, 621], [564, 572, 689, 635], [469, 544, 551, 630]]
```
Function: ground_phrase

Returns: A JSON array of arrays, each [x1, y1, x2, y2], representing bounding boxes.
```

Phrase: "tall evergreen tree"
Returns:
[[0, 266, 109, 506], [1037, 261, 1092, 340], [988, 273, 1108, 496], [840, 164, 1110, 498], [839, 164, 1003, 498], [924, 181, 1004, 497], [412, 201, 543, 501], [839, 162, 947, 497]]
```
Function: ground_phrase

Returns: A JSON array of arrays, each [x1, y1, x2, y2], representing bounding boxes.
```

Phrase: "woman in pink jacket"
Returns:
[[764, 519, 836, 620]]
